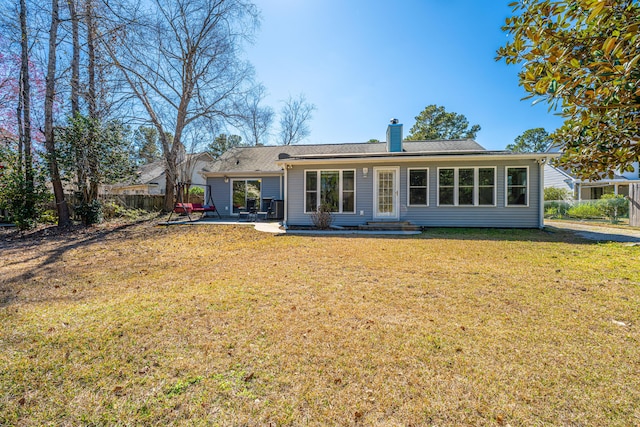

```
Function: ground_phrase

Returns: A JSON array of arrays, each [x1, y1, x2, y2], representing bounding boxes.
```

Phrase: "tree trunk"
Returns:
[[45, 0, 71, 226], [67, 0, 88, 211], [85, 0, 99, 201], [163, 147, 177, 211], [67, 0, 80, 116], [19, 0, 34, 213]]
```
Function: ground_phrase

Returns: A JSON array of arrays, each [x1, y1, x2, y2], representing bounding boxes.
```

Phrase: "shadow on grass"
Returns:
[[279, 227, 594, 244], [0, 215, 163, 308]]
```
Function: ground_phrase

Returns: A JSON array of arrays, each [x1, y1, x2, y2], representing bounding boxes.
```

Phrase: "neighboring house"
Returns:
[[545, 162, 640, 201], [202, 121, 556, 228], [106, 152, 214, 195]]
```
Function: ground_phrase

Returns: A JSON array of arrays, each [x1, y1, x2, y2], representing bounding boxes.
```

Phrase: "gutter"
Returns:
[[277, 152, 559, 167], [200, 171, 283, 178]]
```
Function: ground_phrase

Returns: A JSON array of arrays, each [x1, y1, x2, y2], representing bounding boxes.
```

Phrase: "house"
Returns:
[[105, 152, 214, 195], [201, 121, 556, 228], [544, 161, 640, 200]]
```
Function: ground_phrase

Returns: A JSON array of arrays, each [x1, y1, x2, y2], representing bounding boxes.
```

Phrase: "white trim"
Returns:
[[373, 166, 400, 220], [277, 153, 557, 167], [407, 167, 429, 207], [539, 161, 545, 228], [436, 167, 497, 207], [303, 169, 356, 214], [505, 166, 530, 207], [283, 167, 288, 227]]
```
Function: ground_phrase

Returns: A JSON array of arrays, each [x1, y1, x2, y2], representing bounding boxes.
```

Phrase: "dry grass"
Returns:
[[1, 222, 639, 426]]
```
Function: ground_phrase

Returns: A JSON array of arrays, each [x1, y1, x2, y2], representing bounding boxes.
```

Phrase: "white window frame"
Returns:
[[505, 166, 529, 207], [304, 169, 356, 214], [436, 167, 496, 207], [407, 168, 429, 207], [230, 178, 262, 216]]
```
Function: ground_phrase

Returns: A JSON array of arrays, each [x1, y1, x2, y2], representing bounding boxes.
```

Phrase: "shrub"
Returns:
[[544, 200, 571, 218], [597, 194, 629, 223], [75, 199, 103, 225], [567, 202, 602, 219], [0, 148, 51, 230], [40, 210, 58, 224], [102, 201, 147, 220], [310, 203, 334, 229], [189, 186, 204, 196], [544, 187, 571, 201]]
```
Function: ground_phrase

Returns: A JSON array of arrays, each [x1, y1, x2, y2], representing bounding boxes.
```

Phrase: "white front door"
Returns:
[[373, 167, 399, 219]]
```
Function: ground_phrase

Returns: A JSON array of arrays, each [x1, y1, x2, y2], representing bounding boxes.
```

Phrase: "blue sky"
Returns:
[[244, 0, 565, 150]]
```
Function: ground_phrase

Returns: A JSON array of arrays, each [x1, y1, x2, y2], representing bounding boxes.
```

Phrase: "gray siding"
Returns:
[[544, 165, 574, 192], [286, 159, 543, 228], [207, 177, 232, 216], [206, 175, 282, 217], [261, 176, 282, 202]]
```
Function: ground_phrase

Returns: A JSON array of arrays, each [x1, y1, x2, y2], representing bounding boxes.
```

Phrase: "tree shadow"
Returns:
[[279, 227, 597, 244], [0, 218, 161, 308]]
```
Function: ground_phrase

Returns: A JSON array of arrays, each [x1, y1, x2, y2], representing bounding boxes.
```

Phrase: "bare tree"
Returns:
[[66, 0, 80, 115], [279, 94, 315, 146], [44, 0, 71, 226], [18, 0, 34, 209], [103, 0, 259, 210], [240, 84, 273, 146]]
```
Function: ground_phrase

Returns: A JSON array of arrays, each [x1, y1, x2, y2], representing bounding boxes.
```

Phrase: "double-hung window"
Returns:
[[305, 170, 355, 213], [438, 167, 496, 206], [408, 168, 429, 206], [506, 167, 528, 206]]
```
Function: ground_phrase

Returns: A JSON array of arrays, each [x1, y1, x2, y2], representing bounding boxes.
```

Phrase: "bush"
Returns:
[[0, 148, 51, 230], [544, 187, 571, 201], [567, 202, 602, 219], [544, 200, 571, 218], [40, 210, 58, 224], [102, 201, 147, 220], [310, 203, 334, 229], [75, 199, 103, 225], [189, 186, 204, 196], [597, 194, 629, 223]]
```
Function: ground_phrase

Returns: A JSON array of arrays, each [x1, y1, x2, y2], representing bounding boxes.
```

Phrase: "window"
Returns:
[[478, 168, 495, 205], [408, 169, 428, 206], [305, 170, 356, 213], [506, 167, 528, 206], [458, 168, 474, 205], [438, 169, 455, 205], [438, 167, 496, 206]]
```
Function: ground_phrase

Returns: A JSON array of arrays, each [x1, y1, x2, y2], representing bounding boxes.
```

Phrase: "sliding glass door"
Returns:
[[231, 179, 261, 214]]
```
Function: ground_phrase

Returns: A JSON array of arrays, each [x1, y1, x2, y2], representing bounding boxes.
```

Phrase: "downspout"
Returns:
[[283, 165, 288, 229], [539, 158, 546, 229]]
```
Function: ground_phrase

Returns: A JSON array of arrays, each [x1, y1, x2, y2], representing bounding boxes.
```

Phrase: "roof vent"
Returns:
[[278, 153, 290, 160]]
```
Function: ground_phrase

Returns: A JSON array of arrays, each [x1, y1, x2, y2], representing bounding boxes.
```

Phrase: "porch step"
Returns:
[[358, 221, 421, 231]]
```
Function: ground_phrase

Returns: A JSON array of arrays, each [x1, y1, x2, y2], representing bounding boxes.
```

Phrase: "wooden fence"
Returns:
[[99, 194, 166, 211], [60, 194, 204, 214], [630, 183, 640, 227]]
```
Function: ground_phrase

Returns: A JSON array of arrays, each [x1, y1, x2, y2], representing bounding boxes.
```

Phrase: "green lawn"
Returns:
[[1, 223, 638, 425]]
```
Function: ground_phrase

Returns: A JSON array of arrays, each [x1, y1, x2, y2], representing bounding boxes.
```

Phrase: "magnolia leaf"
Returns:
[[603, 37, 616, 55], [587, 1, 605, 23]]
